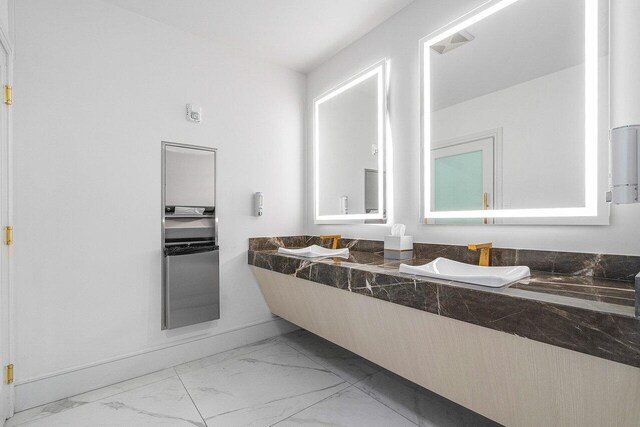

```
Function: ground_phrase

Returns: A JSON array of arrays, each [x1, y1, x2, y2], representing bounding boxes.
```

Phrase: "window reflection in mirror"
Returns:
[[314, 60, 388, 224], [422, 0, 609, 225]]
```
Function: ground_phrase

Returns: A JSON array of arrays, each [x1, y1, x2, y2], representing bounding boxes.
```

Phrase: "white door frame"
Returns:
[[0, 17, 14, 423], [431, 128, 504, 217]]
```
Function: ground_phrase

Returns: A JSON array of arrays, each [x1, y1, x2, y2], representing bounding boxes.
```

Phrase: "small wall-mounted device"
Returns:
[[607, 125, 640, 204], [340, 196, 348, 215], [186, 104, 202, 123], [255, 192, 264, 216]]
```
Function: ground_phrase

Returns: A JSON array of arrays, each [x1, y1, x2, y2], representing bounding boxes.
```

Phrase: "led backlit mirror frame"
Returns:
[[314, 59, 389, 224], [420, 0, 603, 223]]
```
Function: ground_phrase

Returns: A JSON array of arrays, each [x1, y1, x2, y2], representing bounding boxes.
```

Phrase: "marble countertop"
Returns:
[[341, 250, 635, 314], [249, 245, 640, 368]]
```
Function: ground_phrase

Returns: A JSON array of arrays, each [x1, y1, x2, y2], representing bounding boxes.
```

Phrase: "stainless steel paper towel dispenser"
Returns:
[[161, 142, 219, 330]]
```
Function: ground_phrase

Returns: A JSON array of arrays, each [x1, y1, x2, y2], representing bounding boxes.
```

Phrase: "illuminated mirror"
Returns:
[[314, 60, 389, 224], [421, 0, 609, 225]]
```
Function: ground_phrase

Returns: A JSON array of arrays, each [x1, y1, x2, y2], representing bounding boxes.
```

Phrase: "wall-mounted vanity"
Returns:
[[249, 235, 640, 426], [281, 0, 639, 425]]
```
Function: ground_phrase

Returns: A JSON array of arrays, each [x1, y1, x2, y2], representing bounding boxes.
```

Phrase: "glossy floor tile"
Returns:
[[5, 368, 177, 427], [22, 376, 205, 426], [355, 369, 499, 427], [278, 329, 383, 384], [8, 329, 500, 426], [274, 386, 415, 427], [179, 342, 348, 426]]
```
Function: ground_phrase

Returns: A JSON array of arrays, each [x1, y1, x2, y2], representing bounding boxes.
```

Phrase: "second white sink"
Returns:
[[399, 257, 530, 287], [278, 245, 349, 259]]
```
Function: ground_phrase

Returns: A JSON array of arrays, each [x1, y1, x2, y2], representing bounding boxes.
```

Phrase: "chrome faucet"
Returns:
[[468, 242, 492, 267]]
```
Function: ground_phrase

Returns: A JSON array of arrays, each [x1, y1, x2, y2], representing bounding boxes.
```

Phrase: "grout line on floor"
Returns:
[[268, 381, 351, 427], [352, 372, 501, 427], [175, 368, 208, 427], [279, 341, 341, 373], [279, 338, 381, 386], [348, 371, 422, 427], [177, 336, 346, 427], [10, 338, 283, 426], [274, 337, 421, 427], [176, 337, 281, 376], [12, 333, 424, 427], [266, 339, 355, 426]]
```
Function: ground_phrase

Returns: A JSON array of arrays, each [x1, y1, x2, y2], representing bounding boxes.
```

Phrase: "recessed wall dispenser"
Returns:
[[607, 125, 640, 204], [162, 142, 219, 330]]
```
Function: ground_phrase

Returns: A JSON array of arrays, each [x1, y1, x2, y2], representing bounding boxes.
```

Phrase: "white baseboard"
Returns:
[[15, 318, 298, 411]]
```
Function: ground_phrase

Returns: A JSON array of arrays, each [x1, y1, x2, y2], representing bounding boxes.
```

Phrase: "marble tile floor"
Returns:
[[7, 330, 500, 426]]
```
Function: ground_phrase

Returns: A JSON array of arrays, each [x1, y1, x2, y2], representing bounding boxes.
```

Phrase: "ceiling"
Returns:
[[102, 0, 415, 73]]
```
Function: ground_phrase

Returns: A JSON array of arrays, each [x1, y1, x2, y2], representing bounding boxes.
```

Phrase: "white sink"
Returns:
[[399, 257, 530, 287], [277, 245, 349, 259]]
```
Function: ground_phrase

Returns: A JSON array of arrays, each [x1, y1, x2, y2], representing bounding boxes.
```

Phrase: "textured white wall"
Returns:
[[611, 0, 640, 127], [306, 0, 640, 255], [13, 0, 304, 386]]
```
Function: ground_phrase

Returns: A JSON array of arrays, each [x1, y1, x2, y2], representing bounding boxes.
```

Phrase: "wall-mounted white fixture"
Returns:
[[255, 192, 264, 216], [340, 196, 348, 214], [186, 104, 202, 123], [607, 125, 639, 204]]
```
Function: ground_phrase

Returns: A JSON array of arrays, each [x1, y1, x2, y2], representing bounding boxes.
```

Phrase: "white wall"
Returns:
[[13, 0, 304, 408], [306, 0, 640, 255], [0, 0, 9, 38]]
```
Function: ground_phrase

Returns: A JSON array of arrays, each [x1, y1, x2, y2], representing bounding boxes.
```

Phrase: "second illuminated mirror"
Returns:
[[314, 60, 388, 224], [422, 0, 609, 224]]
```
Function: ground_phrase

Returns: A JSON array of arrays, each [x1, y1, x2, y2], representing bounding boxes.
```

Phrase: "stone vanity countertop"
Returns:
[[249, 247, 640, 369]]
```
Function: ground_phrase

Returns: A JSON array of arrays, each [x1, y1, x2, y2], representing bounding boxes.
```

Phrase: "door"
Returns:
[[0, 35, 13, 424], [431, 136, 495, 224]]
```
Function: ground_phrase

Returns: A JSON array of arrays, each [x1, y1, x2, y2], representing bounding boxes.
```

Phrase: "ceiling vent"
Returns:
[[431, 30, 475, 54]]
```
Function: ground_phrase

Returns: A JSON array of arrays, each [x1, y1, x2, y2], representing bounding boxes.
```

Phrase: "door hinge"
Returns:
[[3, 85, 11, 105], [5, 364, 13, 384], [5, 226, 12, 246]]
